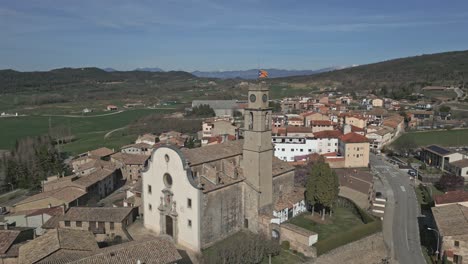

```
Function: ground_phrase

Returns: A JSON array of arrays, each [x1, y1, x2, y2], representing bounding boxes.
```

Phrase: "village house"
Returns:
[[338, 132, 370, 168], [432, 204, 468, 263], [281, 98, 301, 113], [123, 181, 143, 215], [111, 152, 149, 182], [366, 127, 394, 150], [342, 114, 367, 129], [106, 105, 118, 111], [59, 207, 136, 242], [200, 118, 239, 139], [310, 120, 336, 133], [18, 228, 98, 264], [135, 133, 159, 145], [287, 116, 305, 127], [372, 98, 384, 107], [408, 110, 434, 128], [201, 134, 237, 147], [272, 187, 307, 223], [3, 206, 65, 236], [12, 186, 87, 212], [302, 112, 329, 127]]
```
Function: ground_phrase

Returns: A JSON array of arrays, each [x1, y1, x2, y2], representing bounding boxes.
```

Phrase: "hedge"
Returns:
[[314, 219, 382, 256]]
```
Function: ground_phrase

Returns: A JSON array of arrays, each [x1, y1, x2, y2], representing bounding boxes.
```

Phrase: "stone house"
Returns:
[[111, 153, 149, 182], [302, 112, 329, 127], [123, 180, 143, 215], [432, 204, 468, 263], [372, 98, 383, 107], [12, 187, 87, 212], [344, 115, 367, 129], [310, 120, 335, 133], [59, 207, 136, 242], [135, 133, 158, 145], [4, 206, 65, 236]]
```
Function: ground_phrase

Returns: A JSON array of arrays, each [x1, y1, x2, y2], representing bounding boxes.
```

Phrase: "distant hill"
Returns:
[[134, 67, 164, 72], [191, 67, 350, 79], [0, 67, 195, 94], [273, 50, 468, 97]]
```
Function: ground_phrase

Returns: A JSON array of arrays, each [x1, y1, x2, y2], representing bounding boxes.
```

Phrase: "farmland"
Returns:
[[392, 128, 468, 148], [0, 109, 173, 155]]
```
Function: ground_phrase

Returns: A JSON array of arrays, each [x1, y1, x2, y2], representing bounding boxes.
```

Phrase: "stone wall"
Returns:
[[441, 234, 468, 263], [272, 172, 295, 204], [279, 223, 317, 258], [200, 183, 244, 249]]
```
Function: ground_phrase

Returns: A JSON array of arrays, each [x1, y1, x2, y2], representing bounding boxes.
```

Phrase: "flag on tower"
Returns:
[[258, 70, 268, 78]]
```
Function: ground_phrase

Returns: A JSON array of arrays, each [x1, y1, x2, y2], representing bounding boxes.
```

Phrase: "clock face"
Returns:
[[249, 94, 256, 103], [262, 94, 268, 102]]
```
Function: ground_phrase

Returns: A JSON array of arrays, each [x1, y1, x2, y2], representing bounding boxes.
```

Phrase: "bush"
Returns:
[[314, 220, 382, 255], [281, 241, 290, 250]]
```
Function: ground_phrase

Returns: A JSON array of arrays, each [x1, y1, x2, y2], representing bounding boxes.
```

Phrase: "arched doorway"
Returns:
[[166, 215, 173, 237], [271, 229, 280, 240]]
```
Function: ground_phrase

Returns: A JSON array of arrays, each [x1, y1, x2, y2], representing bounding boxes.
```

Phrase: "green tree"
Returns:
[[306, 159, 339, 219], [439, 105, 451, 113]]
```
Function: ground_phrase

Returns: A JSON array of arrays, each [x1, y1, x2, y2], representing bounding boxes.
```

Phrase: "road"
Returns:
[[370, 154, 426, 264]]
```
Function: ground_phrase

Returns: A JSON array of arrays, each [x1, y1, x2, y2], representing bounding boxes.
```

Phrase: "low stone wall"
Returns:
[[279, 223, 317, 258]]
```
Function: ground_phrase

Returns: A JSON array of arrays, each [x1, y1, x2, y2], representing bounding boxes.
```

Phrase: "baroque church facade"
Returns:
[[142, 82, 303, 252]]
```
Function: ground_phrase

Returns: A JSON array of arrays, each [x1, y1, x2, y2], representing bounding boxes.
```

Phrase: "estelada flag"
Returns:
[[258, 70, 268, 78]]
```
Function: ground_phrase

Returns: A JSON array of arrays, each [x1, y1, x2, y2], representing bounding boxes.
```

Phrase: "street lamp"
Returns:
[[427, 227, 440, 260]]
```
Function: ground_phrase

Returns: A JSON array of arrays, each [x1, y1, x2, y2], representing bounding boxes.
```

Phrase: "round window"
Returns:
[[249, 94, 256, 103], [164, 154, 170, 162], [262, 94, 268, 102], [163, 173, 173, 187]]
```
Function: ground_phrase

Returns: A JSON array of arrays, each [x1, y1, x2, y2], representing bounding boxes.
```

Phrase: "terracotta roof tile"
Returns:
[[61, 207, 134, 223], [434, 190, 468, 205], [313, 130, 343, 139], [88, 147, 115, 158], [339, 132, 369, 143]]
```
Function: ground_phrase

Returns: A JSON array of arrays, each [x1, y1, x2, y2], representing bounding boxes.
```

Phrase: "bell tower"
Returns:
[[243, 82, 273, 209]]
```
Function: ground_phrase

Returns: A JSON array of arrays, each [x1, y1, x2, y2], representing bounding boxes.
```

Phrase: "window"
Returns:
[[164, 173, 173, 187], [64, 221, 70, 227], [149, 204, 152, 211], [98, 222, 105, 228], [90, 221, 96, 228], [308, 149, 312, 152], [282, 148, 285, 151], [148, 185, 152, 194], [455, 240, 460, 247], [164, 154, 170, 162], [187, 198, 192, 209], [110, 222, 114, 230], [188, 220, 192, 227], [76, 221, 82, 227], [244, 219, 249, 228], [300, 149, 303, 152]]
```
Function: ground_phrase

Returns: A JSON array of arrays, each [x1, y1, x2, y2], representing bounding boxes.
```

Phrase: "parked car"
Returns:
[[408, 170, 417, 176]]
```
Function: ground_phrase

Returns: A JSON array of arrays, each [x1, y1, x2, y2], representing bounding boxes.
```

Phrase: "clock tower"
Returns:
[[243, 82, 273, 211]]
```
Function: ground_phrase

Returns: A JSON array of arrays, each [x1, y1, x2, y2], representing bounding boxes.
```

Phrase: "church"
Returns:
[[142, 82, 305, 252]]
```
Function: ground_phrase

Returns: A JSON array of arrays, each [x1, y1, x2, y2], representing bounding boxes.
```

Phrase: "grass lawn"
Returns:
[[0, 109, 171, 151], [392, 129, 468, 147], [288, 206, 364, 240]]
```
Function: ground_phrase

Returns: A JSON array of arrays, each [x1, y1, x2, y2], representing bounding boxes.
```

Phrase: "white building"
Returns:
[[273, 130, 341, 162]]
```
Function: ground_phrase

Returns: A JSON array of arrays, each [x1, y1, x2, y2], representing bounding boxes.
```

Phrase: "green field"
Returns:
[[288, 206, 364, 240], [392, 129, 468, 147], [0, 109, 171, 154]]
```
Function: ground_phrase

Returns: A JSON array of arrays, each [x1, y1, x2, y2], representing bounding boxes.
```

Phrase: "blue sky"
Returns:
[[1, 0, 468, 71]]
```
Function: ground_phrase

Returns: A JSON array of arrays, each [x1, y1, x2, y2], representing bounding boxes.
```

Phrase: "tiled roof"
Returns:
[[339, 132, 369, 143], [26, 206, 64, 217], [285, 126, 312, 134], [272, 157, 295, 177], [350, 125, 365, 132], [73, 168, 115, 188], [75, 159, 115, 173], [18, 228, 98, 264], [274, 187, 305, 211], [42, 215, 62, 229], [68, 237, 182, 264], [111, 153, 149, 165], [15, 187, 87, 206], [434, 190, 468, 205], [313, 130, 343, 139], [88, 147, 114, 158], [61, 207, 133, 223], [182, 140, 243, 166], [310, 120, 334, 126], [432, 204, 468, 236], [0, 230, 21, 254]]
